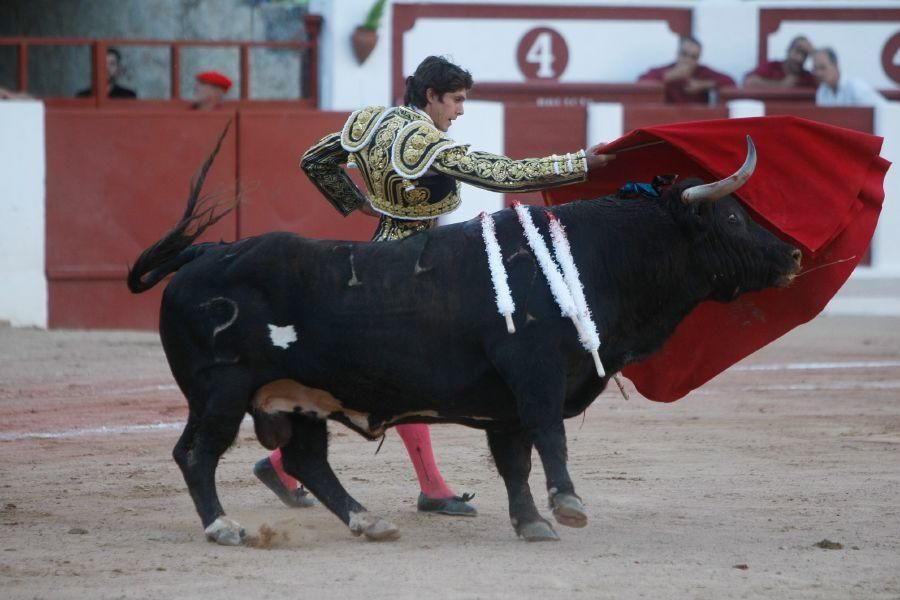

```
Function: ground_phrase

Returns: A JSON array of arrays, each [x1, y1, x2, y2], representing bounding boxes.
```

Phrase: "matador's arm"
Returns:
[[431, 146, 588, 193], [299, 132, 368, 216]]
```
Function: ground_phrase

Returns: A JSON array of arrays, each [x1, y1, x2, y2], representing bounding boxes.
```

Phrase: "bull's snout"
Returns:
[[777, 247, 803, 287]]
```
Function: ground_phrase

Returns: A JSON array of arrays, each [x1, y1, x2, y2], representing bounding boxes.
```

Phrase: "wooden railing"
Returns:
[[0, 14, 322, 107]]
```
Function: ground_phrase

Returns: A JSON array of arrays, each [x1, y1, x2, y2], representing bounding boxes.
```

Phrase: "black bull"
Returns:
[[128, 135, 801, 545]]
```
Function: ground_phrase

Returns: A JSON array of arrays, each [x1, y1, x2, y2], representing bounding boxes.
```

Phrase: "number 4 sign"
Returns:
[[517, 27, 570, 80]]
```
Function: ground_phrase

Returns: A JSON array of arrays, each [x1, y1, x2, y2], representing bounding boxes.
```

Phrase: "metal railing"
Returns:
[[0, 14, 322, 107]]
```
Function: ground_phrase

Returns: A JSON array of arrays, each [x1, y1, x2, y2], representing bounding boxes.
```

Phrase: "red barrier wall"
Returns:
[[45, 108, 374, 330], [623, 104, 730, 132], [503, 104, 587, 206], [45, 103, 877, 329], [236, 110, 376, 241]]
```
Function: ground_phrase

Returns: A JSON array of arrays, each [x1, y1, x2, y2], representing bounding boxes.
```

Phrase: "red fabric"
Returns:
[[196, 70, 233, 92], [544, 116, 889, 402], [746, 60, 818, 88], [638, 63, 736, 104]]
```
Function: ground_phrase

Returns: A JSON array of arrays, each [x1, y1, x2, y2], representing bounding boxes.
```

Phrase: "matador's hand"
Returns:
[[585, 143, 616, 171]]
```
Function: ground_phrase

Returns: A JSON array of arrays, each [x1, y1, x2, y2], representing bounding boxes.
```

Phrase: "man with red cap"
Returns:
[[192, 70, 232, 111]]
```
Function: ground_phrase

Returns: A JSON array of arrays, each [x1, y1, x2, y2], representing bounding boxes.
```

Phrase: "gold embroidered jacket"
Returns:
[[299, 105, 588, 220]]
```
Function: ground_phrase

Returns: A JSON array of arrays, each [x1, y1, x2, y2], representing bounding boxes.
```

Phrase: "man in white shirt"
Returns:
[[813, 47, 887, 107]]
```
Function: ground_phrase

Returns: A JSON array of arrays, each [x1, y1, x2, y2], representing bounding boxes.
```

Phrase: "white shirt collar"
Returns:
[[408, 105, 434, 124]]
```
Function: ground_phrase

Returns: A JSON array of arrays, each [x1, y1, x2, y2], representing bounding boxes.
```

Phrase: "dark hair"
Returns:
[[817, 47, 838, 66], [679, 36, 702, 50], [107, 47, 122, 62], [403, 56, 473, 108], [788, 36, 810, 51]]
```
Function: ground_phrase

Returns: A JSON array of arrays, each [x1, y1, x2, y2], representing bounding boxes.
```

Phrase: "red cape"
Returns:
[[544, 116, 890, 402]]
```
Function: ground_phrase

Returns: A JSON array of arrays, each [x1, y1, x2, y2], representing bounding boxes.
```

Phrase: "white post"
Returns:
[[728, 100, 765, 119], [0, 100, 47, 328], [586, 102, 624, 146], [872, 102, 900, 275], [439, 100, 505, 224], [309, 0, 393, 110]]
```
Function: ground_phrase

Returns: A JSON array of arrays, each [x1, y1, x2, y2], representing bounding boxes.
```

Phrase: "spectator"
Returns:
[[744, 36, 817, 89], [76, 47, 137, 99], [638, 36, 735, 104], [813, 47, 886, 107], [191, 71, 232, 111]]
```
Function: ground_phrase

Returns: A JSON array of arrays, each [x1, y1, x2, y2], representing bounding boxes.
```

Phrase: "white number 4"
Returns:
[[526, 32, 556, 78]]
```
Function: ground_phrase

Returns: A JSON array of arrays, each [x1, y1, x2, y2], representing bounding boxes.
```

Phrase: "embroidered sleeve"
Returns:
[[430, 146, 588, 193], [299, 132, 367, 217]]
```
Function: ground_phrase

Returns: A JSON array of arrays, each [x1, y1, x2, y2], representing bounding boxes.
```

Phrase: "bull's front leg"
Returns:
[[531, 420, 587, 529], [486, 428, 557, 541], [494, 343, 587, 535]]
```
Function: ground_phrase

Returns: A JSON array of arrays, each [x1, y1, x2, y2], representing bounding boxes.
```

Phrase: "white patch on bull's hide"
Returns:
[[268, 324, 298, 349]]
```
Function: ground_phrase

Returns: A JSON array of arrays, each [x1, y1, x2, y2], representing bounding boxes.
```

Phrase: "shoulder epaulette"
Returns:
[[391, 120, 468, 179], [340, 105, 392, 152]]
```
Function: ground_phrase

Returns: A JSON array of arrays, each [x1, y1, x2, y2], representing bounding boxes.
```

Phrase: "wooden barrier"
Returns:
[[44, 107, 372, 329]]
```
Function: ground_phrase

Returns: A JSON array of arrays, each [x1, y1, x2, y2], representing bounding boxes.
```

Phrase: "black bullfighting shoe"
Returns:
[[253, 457, 315, 508], [416, 492, 477, 516]]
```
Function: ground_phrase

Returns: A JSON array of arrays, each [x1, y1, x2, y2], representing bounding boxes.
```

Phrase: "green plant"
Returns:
[[361, 0, 387, 31]]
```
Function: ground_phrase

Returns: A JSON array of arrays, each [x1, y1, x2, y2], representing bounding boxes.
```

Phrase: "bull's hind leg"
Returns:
[[280, 416, 400, 541], [173, 387, 249, 546], [487, 428, 558, 541]]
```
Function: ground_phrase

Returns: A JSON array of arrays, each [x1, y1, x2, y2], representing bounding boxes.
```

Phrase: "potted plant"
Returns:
[[351, 0, 386, 65]]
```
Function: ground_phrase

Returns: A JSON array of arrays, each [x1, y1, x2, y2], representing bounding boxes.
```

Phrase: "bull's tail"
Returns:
[[127, 123, 236, 294]]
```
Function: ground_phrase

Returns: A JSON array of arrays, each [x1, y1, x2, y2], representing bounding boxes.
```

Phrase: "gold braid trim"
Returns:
[[432, 147, 588, 193], [340, 105, 389, 152], [391, 120, 467, 179], [299, 132, 367, 216]]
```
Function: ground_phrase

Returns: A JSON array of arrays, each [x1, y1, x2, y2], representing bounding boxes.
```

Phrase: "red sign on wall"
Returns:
[[516, 27, 569, 80]]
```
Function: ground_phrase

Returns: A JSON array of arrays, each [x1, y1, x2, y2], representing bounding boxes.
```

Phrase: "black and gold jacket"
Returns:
[[299, 105, 588, 220]]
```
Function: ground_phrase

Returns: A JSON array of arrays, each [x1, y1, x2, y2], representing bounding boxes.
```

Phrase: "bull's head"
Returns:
[[666, 137, 802, 302]]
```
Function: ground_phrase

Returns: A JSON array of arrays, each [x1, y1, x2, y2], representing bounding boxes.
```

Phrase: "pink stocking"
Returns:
[[396, 423, 455, 499], [269, 448, 298, 491]]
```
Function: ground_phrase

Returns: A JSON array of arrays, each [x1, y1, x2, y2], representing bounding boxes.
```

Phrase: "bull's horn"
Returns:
[[681, 136, 757, 204]]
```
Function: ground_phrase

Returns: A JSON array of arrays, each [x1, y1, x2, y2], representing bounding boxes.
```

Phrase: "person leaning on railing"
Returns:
[[813, 47, 887, 107]]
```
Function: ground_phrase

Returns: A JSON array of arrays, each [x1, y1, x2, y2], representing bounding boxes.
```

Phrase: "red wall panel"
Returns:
[[236, 110, 377, 241], [763, 104, 874, 134], [44, 107, 382, 330], [623, 105, 730, 132], [503, 104, 587, 206], [45, 109, 239, 329]]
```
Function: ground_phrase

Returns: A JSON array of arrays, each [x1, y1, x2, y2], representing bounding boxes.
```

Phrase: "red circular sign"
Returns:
[[882, 32, 900, 85], [516, 27, 569, 81]]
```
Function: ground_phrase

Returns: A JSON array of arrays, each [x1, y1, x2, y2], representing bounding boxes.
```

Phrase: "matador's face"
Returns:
[[424, 87, 467, 132]]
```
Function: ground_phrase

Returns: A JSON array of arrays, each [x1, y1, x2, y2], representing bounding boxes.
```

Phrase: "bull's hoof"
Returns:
[[550, 493, 588, 528], [515, 520, 560, 542], [204, 517, 246, 546], [348, 511, 401, 542]]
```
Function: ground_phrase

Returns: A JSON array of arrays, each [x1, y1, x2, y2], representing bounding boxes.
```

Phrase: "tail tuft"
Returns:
[[127, 123, 237, 293]]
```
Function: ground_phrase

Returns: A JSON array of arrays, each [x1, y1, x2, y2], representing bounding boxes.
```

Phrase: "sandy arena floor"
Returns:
[[1, 311, 898, 599]]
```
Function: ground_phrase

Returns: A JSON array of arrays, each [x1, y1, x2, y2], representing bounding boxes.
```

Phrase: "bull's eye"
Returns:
[[727, 213, 739, 224]]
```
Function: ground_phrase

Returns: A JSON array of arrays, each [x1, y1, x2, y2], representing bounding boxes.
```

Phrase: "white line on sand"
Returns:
[[0, 416, 253, 442], [733, 360, 900, 372]]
